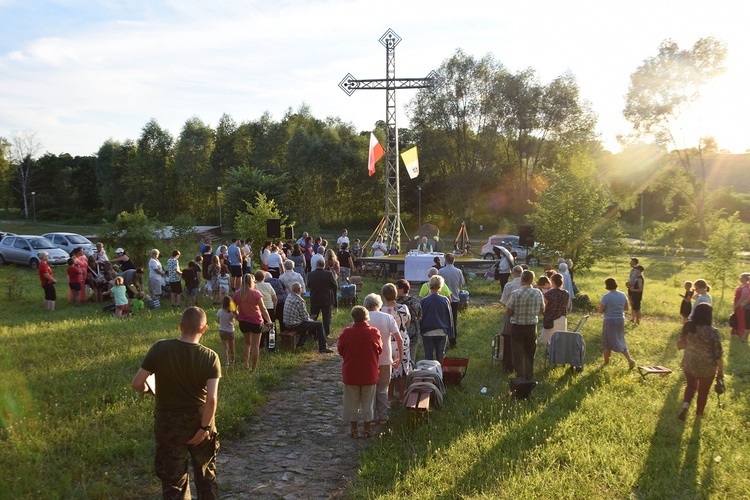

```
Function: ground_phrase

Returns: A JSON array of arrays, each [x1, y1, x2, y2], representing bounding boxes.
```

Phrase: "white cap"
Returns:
[[115, 248, 124, 253]]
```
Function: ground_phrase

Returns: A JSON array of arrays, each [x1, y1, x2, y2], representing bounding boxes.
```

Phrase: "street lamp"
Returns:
[[418, 185, 422, 228], [31, 191, 36, 223], [216, 186, 222, 228]]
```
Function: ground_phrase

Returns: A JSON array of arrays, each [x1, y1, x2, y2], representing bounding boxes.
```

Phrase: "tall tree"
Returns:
[[0, 138, 12, 214], [133, 119, 174, 219], [623, 37, 727, 241], [9, 131, 43, 219], [173, 116, 215, 220], [409, 50, 505, 223], [95, 139, 136, 215], [497, 71, 596, 204]]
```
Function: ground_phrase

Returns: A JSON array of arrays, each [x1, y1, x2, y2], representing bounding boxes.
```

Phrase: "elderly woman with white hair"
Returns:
[[148, 249, 165, 297], [363, 293, 402, 425]]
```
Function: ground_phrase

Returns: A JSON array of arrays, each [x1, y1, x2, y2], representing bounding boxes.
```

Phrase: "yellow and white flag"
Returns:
[[400, 146, 419, 179]]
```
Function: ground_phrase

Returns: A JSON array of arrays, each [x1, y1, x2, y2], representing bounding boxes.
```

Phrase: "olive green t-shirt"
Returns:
[[141, 339, 221, 410]]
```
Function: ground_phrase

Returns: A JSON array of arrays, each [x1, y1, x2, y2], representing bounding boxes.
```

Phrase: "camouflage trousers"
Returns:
[[154, 407, 220, 499]]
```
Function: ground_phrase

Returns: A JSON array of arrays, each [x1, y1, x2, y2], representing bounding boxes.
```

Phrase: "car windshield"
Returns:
[[66, 235, 91, 244], [29, 237, 57, 250]]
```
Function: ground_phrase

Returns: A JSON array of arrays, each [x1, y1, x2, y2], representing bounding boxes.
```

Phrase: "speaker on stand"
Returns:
[[519, 225, 534, 248], [266, 219, 281, 239]]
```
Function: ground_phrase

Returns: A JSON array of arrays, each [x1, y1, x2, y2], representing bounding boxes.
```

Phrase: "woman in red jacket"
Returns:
[[337, 306, 383, 439]]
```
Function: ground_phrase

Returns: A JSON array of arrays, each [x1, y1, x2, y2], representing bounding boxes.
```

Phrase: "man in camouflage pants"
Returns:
[[132, 307, 221, 499]]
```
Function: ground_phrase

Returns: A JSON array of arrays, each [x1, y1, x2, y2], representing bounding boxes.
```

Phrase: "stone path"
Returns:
[[217, 351, 370, 499]]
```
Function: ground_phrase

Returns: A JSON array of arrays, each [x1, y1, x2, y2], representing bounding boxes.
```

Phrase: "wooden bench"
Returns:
[[279, 329, 301, 351], [404, 377, 432, 423], [637, 365, 672, 381]]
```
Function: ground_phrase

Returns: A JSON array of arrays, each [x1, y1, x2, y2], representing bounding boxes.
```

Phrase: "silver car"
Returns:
[[480, 234, 540, 266], [0, 235, 70, 269], [42, 232, 95, 257]]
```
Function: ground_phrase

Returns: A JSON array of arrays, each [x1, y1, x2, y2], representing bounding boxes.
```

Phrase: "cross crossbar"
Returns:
[[339, 29, 440, 248]]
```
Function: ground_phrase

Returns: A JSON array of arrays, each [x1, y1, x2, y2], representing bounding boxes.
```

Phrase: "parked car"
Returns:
[[0, 231, 16, 242], [480, 234, 540, 266], [42, 232, 95, 257], [0, 235, 69, 269]]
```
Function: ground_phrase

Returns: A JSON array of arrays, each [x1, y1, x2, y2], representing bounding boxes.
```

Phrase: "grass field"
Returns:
[[0, 255, 748, 498]]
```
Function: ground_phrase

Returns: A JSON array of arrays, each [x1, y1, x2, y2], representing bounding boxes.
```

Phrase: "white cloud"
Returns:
[[0, 0, 748, 155]]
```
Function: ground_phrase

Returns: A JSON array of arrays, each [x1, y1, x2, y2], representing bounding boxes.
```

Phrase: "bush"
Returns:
[[572, 293, 595, 312], [99, 207, 162, 267], [234, 193, 292, 243]]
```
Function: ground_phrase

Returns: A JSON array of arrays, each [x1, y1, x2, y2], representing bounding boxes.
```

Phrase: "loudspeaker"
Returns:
[[519, 225, 534, 247], [266, 219, 281, 239], [284, 227, 294, 240], [509, 378, 537, 399]]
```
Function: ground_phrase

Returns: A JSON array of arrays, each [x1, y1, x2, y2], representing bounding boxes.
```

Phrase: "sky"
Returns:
[[1, 0, 748, 157]]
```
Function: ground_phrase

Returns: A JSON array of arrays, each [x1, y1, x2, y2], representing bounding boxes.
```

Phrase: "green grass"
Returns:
[[348, 258, 750, 498], [1, 256, 749, 498]]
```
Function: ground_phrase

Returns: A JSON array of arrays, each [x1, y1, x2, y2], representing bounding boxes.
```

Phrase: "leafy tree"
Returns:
[[704, 212, 745, 307], [224, 166, 289, 226], [528, 168, 625, 271], [409, 50, 597, 224], [234, 193, 291, 244], [96, 139, 137, 216], [8, 131, 43, 219], [173, 117, 215, 221], [132, 119, 174, 219], [408, 50, 506, 222], [623, 37, 727, 241], [99, 207, 162, 268], [0, 138, 12, 214]]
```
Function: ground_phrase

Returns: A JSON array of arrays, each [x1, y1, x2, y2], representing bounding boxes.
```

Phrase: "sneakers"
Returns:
[[319, 348, 334, 354], [678, 404, 689, 421]]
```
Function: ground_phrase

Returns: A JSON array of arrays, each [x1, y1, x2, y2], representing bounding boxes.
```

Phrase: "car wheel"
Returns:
[[29, 258, 39, 270], [483, 253, 495, 261], [0, 254, 5, 265], [526, 255, 539, 266]]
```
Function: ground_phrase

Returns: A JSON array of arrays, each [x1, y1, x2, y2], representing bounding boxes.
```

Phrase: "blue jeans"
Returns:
[[422, 334, 446, 362]]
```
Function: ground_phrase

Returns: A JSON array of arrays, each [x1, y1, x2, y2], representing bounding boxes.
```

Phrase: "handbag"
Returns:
[[729, 313, 738, 328], [543, 317, 554, 329]]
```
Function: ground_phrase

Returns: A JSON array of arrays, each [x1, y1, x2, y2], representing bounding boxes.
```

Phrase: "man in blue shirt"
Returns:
[[227, 237, 242, 291], [438, 253, 465, 349]]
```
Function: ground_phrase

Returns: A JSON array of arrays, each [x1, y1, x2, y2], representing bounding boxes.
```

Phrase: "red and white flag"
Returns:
[[368, 132, 385, 176]]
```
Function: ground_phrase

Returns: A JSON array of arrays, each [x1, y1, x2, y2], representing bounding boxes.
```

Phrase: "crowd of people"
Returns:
[[30, 228, 745, 496]]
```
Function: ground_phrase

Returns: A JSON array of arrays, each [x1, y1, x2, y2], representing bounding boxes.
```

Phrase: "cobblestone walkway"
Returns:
[[217, 351, 370, 499]]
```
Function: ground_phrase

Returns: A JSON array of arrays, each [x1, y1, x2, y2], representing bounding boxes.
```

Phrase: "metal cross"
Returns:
[[339, 29, 441, 249]]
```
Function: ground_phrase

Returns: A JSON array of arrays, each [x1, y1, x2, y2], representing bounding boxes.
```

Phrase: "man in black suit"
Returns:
[[306, 259, 338, 337]]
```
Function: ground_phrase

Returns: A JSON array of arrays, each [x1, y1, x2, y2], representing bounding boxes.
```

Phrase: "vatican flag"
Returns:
[[400, 146, 419, 179]]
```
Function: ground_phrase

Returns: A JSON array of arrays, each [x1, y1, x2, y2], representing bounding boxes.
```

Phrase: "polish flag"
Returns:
[[368, 132, 385, 176]]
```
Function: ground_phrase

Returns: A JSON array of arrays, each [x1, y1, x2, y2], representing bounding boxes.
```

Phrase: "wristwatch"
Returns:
[[200, 424, 211, 431]]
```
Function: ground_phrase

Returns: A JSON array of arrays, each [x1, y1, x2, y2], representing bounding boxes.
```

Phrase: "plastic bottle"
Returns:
[[480, 387, 488, 395], [268, 328, 276, 351]]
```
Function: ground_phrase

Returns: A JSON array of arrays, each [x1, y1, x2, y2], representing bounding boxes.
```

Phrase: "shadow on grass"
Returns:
[[440, 367, 607, 497], [632, 377, 703, 498]]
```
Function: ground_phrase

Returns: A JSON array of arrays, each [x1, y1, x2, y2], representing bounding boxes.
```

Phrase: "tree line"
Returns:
[[1, 42, 747, 270]]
